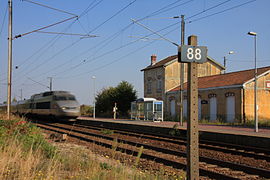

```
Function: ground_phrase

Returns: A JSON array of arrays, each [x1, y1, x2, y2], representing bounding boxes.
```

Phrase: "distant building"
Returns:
[[141, 54, 225, 117], [168, 66, 270, 122], [142, 54, 270, 122]]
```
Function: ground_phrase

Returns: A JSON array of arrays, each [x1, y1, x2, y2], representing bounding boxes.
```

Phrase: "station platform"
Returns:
[[78, 117, 270, 149]]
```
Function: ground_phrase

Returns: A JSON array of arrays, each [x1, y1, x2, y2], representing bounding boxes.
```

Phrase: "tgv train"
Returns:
[[3, 91, 80, 120]]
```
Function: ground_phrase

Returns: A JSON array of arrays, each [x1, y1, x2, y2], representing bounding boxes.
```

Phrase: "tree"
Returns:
[[80, 104, 93, 116], [96, 87, 116, 117], [115, 81, 137, 117], [95, 81, 137, 118]]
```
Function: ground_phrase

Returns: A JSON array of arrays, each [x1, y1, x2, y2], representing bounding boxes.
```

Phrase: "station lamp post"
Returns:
[[223, 51, 234, 73], [92, 76, 96, 119], [247, 31, 258, 132]]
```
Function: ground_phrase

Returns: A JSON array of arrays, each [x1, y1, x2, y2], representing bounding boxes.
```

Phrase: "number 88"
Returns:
[[187, 48, 201, 60]]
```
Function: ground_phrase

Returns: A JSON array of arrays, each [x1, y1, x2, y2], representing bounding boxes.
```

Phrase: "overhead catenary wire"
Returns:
[[79, 0, 104, 18], [86, 0, 137, 34], [187, 0, 256, 23], [29, 0, 187, 78], [1, 0, 103, 95], [227, 59, 270, 62], [55, 0, 260, 79], [14, 0, 138, 79], [0, 3, 8, 36], [55, 24, 180, 79], [36, 31, 98, 38], [51, 21, 180, 78], [185, 0, 232, 20], [140, 0, 194, 21], [11, 0, 102, 71], [22, 0, 78, 17], [13, 1, 212, 90], [14, 16, 77, 39], [5, 18, 79, 83], [11, 0, 137, 88], [131, 18, 178, 46], [27, 77, 49, 89], [7, 0, 104, 83]]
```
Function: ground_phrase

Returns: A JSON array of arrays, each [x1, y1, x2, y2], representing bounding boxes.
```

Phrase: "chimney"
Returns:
[[151, 54, 157, 66]]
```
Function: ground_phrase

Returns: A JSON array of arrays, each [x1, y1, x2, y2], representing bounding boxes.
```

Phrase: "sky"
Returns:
[[0, 0, 270, 105]]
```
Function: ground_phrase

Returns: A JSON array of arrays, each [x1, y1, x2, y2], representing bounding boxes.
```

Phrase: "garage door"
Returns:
[[226, 96, 235, 122], [170, 100, 176, 116], [210, 97, 217, 121]]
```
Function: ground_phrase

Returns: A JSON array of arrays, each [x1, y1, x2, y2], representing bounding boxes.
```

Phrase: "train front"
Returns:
[[53, 92, 80, 120]]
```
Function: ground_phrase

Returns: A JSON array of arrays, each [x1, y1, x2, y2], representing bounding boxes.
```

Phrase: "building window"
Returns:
[[208, 93, 217, 98], [157, 79, 162, 93], [147, 81, 152, 94], [225, 92, 235, 97]]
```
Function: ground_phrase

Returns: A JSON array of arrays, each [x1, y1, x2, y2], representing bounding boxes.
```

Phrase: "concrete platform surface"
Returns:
[[78, 117, 270, 138]]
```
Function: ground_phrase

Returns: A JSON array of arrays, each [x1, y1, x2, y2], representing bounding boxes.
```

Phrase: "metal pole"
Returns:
[[92, 76, 96, 119], [223, 56, 226, 73], [179, 15, 185, 126], [248, 32, 258, 132], [254, 35, 258, 132], [187, 35, 199, 179], [48, 77, 52, 91], [7, 0, 13, 119]]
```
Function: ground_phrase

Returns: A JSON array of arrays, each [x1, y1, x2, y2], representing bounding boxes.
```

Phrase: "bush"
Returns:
[[96, 81, 137, 118], [80, 105, 93, 116], [0, 117, 56, 158]]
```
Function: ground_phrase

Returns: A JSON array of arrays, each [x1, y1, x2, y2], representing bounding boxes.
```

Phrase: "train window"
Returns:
[[36, 102, 50, 109], [53, 96, 67, 101], [53, 95, 76, 101], [43, 92, 53, 97], [67, 96, 76, 100], [30, 103, 34, 109]]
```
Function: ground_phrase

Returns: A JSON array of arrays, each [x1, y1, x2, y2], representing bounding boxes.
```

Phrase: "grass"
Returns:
[[0, 114, 185, 180], [198, 118, 270, 128], [100, 128, 114, 135]]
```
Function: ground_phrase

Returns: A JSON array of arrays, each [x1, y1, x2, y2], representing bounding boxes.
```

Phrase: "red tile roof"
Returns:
[[169, 66, 270, 92]]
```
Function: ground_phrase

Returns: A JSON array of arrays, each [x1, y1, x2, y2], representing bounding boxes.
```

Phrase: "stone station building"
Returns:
[[142, 54, 270, 122]]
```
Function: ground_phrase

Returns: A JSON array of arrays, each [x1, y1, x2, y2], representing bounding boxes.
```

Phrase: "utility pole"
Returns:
[[48, 77, 52, 91], [186, 35, 199, 179], [7, 0, 13, 119], [179, 15, 185, 126]]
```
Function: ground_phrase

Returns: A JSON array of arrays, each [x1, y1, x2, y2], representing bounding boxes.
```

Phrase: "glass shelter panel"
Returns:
[[145, 102, 153, 120], [130, 98, 163, 121], [154, 101, 163, 121]]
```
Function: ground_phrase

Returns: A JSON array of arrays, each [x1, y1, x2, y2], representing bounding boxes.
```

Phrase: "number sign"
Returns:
[[179, 45, 207, 63]]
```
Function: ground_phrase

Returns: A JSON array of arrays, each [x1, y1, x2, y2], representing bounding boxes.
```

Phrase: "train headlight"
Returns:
[[61, 107, 67, 110]]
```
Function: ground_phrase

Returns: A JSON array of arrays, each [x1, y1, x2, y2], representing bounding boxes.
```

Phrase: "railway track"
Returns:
[[73, 122, 270, 162], [33, 120, 270, 180]]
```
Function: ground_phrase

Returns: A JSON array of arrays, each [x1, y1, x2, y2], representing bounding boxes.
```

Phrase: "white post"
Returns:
[[92, 76, 96, 119], [7, 0, 13, 119]]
